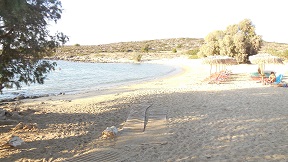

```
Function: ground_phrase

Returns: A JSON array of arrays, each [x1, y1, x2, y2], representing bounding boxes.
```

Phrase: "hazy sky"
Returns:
[[50, 0, 288, 45]]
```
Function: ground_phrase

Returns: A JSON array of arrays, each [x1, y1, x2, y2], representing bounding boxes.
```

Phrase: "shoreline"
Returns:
[[19, 57, 191, 103], [1, 58, 288, 161], [0, 58, 184, 103]]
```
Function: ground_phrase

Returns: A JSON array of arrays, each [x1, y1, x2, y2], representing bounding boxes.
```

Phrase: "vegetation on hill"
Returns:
[[259, 42, 288, 60], [50, 38, 204, 62], [51, 37, 288, 62]]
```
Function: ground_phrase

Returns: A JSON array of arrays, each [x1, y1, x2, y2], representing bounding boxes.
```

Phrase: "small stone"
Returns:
[[101, 126, 118, 139], [7, 136, 25, 147]]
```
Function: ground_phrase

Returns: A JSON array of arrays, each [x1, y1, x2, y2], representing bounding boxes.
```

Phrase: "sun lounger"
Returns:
[[273, 74, 283, 84], [208, 70, 231, 84]]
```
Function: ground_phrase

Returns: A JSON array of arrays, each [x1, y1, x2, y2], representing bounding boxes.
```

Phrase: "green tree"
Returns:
[[219, 35, 235, 57], [232, 19, 262, 62], [0, 0, 68, 92], [197, 30, 224, 57], [197, 19, 262, 63], [233, 32, 248, 62]]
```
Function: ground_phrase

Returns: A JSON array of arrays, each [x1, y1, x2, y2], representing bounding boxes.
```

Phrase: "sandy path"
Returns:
[[1, 58, 288, 161]]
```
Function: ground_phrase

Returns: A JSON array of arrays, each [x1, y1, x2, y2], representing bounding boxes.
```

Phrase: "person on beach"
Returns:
[[258, 68, 262, 76], [265, 71, 276, 84]]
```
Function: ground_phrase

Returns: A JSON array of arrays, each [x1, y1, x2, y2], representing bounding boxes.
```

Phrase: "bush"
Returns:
[[265, 48, 279, 56], [277, 50, 288, 60], [185, 49, 199, 59], [141, 44, 149, 53], [282, 50, 288, 58], [172, 48, 177, 53], [133, 53, 142, 62], [74, 43, 80, 46], [265, 48, 288, 60], [186, 49, 199, 55], [189, 55, 199, 59], [176, 44, 183, 48]]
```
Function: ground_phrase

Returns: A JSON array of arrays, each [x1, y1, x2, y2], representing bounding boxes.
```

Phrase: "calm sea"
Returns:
[[0, 60, 178, 101]]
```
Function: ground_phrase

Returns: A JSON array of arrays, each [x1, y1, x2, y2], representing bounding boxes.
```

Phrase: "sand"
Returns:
[[0, 57, 288, 162]]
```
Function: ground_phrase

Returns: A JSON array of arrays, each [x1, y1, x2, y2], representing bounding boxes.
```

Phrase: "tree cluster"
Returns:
[[0, 0, 68, 93], [197, 19, 263, 63]]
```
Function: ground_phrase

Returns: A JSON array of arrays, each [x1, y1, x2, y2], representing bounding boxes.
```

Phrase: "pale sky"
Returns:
[[49, 0, 288, 45]]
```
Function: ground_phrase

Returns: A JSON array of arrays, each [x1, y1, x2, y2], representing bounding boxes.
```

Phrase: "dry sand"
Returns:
[[1, 57, 288, 162]]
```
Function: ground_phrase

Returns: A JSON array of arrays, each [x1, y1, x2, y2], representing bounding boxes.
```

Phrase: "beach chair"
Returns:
[[273, 74, 283, 84], [208, 70, 231, 84]]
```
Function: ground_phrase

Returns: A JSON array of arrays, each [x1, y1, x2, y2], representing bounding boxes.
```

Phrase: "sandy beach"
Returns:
[[1, 57, 288, 162]]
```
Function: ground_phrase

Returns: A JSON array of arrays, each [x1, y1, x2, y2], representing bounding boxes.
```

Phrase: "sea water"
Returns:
[[0, 60, 178, 101]]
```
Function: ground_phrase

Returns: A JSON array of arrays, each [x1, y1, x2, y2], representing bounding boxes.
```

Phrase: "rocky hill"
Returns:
[[49, 38, 288, 62], [50, 38, 204, 62]]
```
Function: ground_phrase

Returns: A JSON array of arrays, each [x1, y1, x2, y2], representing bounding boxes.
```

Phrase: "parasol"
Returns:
[[249, 53, 283, 83], [202, 55, 238, 74]]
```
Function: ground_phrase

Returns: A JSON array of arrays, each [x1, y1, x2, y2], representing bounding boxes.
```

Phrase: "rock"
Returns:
[[7, 136, 25, 147], [101, 126, 118, 139]]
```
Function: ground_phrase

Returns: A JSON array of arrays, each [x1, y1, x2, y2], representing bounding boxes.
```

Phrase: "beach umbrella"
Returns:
[[249, 53, 283, 83], [202, 55, 238, 74]]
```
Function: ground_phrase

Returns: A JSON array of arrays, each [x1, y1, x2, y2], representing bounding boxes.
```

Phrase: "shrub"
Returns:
[[282, 50, 288, 58], [186, 49, 199, 55], [172, 48, 177, 53], [186, 49, 199, 59], [189, 55, 199, 59], [176, 44, 183, 48], [141, 44, 149, 53], [265, 48, 278, 56], [74, 43, 80, 46], [278, 49, 288, 60], [265, 48, 288, 60], [133, 53, 142, 62]]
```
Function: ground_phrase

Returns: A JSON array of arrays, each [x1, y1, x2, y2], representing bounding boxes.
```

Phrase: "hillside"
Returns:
[[50, 38, 288, 62], [50, 38, 204, 62]]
